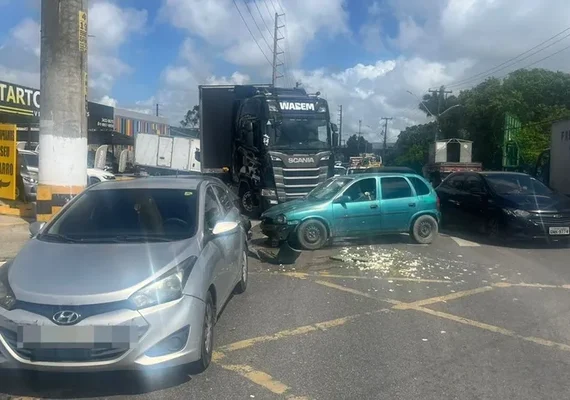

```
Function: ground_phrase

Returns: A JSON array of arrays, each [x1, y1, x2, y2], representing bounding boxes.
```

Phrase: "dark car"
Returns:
[[436, 171, 570, 240]]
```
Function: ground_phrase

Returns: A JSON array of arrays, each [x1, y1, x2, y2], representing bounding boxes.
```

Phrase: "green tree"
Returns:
[[345, 134, 371, 157], [180, 105, 200, 128]]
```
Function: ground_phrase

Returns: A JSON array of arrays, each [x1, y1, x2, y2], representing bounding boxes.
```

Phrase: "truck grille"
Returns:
[[274, 166, 329, 200]]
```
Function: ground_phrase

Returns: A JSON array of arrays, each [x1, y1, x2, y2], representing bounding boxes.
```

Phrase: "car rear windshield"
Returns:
[[41, 188, 199, 242]]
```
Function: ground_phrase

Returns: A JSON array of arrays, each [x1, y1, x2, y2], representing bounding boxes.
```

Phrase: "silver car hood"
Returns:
[[8, 238, 199, 305]]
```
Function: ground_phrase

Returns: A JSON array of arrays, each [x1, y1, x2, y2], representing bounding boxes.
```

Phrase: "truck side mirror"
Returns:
[[332, 132, 339, 148], [331, 123, 338, 133], [195, 149, 201, 162]]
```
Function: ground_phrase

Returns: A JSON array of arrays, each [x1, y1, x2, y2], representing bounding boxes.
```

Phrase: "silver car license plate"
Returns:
[[17, 325, 136, 349], [549, 227, 570, 235]]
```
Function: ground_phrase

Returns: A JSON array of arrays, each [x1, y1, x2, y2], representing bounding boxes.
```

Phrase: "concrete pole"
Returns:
[[38, 0, 88, 221]]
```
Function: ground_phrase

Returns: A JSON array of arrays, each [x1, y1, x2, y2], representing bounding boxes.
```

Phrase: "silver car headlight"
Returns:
[[0, 264, 16, 311], [129, 257, 196, 310], [23, 176, 37, 184]]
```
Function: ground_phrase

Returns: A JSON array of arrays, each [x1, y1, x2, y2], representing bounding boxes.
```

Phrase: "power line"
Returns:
[[233, 0, 273, 67], [447, 27, 570, 89], [455, 41, 570, 92], [253, 0, 273, 39], [242, 0, 273, 53]]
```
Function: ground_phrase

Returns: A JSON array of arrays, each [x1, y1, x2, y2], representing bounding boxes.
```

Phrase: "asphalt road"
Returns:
[[1, 223, 570, 399]]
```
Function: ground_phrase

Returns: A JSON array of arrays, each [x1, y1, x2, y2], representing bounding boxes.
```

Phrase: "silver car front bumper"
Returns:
[[0, 295, 205, 372]]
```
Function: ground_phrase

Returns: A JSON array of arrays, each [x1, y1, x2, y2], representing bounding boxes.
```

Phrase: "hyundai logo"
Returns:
[[52, 310, 81, 325]]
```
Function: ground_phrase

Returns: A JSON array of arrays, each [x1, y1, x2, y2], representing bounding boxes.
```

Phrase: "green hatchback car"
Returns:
[[260, 173, 441, 250]]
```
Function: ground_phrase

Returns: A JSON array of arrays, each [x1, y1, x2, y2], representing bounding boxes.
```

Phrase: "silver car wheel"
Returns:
[[204, 302, 213, 354], [241, 250, 248, 284]]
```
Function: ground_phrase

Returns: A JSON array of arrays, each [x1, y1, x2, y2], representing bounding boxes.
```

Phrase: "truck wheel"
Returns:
[[296, 219, 328, 250], [240, 187, 260, 218], [411, 215, 438, 244]]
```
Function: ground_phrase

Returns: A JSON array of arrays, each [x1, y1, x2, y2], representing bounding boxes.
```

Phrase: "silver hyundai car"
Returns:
[[0, 176, 249, 372]]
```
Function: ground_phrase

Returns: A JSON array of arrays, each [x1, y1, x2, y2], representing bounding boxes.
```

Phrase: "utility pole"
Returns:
[[380, 117, 393, 161], [428, 86, 452, 141], [338, 105, 343, 147], [38, 0, 88, 222], [358, 119, 362, 154], [272, 12, 285, 86], [156, 103, 159, 117]]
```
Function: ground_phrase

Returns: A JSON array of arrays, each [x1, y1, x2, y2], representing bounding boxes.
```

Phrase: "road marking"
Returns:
[[449, 236, 481, 247], [217, 311, 384, 354], [494, 282, 570, 289], [411, 306, 570, 352], [314, 280, 403, 305], [393, 286, 493, 310], [257, 271, 451, 284], [217, 363, 303, 397]]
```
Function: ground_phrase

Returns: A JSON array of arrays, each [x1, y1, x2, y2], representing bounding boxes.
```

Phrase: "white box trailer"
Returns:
[[135, 133, 200, 174]]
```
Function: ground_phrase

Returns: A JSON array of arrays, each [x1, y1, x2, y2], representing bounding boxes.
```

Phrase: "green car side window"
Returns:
[[381, 177, 413, 200], [343, 178, 377, 202]]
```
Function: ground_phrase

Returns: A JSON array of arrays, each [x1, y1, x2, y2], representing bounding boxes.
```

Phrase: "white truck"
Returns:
[[134, 133, 201, 175], [535, 119, 570, 196]]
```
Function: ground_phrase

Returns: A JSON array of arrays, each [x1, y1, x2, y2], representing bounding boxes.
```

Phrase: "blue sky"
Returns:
[[1, 0, 569, 141]]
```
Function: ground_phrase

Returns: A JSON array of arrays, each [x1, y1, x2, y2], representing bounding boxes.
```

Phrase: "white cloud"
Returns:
[[161, 0, 348, 71], [97, 95, 118, 107], [10, 18, 40, 57], [0, 1, 146, 102], [292, 56, 472, 143]]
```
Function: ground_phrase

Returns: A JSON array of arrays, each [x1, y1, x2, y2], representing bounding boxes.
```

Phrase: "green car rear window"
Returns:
[[409, 176, 430, 196]]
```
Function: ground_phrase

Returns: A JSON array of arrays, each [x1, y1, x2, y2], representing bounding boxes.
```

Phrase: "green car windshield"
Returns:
[[307, 177, 353, 201]]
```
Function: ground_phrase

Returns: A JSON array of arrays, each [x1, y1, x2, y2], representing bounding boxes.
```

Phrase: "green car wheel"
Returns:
[[296, 219, 328, 250]]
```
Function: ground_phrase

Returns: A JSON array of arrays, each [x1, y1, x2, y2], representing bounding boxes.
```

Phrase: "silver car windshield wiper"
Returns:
[[39, 233, 82, 243], [108, 235, 174, 243]]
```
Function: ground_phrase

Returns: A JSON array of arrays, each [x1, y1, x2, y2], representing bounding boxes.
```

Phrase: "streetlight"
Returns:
[[406, 90, 463, 141]]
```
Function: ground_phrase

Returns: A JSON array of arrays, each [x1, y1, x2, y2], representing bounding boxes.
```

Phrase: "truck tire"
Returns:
[[239, 184, 260, 219]]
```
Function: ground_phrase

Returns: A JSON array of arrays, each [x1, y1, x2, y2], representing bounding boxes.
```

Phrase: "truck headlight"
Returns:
[[321, 155, 330, 161], [129, 257, 196, 310], [261, 188, 276, 197], [275, 214, 287, 224]]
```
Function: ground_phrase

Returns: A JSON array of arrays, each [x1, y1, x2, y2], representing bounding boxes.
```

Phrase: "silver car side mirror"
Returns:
[[29, 221, 46, 237], [212, 221, 239, 236]]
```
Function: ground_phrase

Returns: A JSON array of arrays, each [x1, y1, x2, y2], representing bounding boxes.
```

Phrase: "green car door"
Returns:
[[332, 177, 382, 236], [378, 176, 417, 232]]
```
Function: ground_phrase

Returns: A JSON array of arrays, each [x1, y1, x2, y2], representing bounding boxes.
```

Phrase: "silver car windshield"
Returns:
[[40, 188, 199, 242]]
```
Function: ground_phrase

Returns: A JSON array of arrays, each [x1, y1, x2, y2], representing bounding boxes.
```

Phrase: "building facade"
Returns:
[[114, 108, 169, 137]]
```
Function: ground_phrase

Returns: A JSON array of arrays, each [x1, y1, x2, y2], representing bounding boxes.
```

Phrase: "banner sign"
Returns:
[[0, 81, 40, 118], [0, 80, 114, 131], [0, 124, 17, 200]]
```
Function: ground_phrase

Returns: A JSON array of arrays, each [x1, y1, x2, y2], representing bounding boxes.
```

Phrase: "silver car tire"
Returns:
[[234, 248, 248, 294], [196, 291, 215, 372]]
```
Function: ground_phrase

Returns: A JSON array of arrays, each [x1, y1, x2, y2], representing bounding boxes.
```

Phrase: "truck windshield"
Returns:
[[270, 118, 329, 151]]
